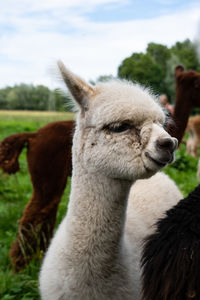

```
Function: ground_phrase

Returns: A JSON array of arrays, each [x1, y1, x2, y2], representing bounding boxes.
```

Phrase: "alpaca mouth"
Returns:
[[145, 152, 168, 167]]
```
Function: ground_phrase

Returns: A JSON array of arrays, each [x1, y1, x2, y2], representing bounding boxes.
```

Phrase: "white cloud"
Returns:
[[1, 0, 125, 15], [0, 1, 200, 88]]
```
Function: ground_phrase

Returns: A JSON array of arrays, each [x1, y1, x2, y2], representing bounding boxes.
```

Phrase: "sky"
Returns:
[[1, 0, 200, 89]]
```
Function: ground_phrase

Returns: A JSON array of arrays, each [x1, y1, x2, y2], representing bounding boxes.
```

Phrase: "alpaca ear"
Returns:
[[175, 65, 184, 78], [57, 60, 95, 111]]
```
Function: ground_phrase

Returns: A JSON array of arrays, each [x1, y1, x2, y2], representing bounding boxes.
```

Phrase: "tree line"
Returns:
[[0, 84, 72, 111], [118, 39, 200, 102], [0, 39, 199, 111]]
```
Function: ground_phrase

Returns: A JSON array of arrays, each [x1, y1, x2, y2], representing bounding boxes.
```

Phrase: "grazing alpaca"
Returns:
[[186, 115, 200, 157], [39, 61, 177, 300], [0, 121, 74, 271], [141, 184, 200, 300], [170, 65, 200, 144]]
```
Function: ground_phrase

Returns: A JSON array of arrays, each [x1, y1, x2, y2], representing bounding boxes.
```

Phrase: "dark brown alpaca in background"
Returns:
[[0, 65, 200, 272], [141, 67, 200, 300], [170, 65, 200, 144], [0, 120, 74, 271]]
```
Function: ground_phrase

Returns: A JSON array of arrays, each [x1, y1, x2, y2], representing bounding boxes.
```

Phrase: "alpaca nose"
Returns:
[[156, 137, 178, 153]]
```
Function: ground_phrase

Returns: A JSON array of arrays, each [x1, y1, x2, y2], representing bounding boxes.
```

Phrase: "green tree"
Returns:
[[118, 39, 200, 100], [118, 52, 164, 93], [171, 39, 200, 70], [0, 87, 11, 109], [7, 88, 19, 109], [164, 53, 182, 102], [5, 84, 51, 110], [53, 89, 72, 112], [96, 75, 115, 82], [147, 43, 170, 68], [0, 84, 71, 111]]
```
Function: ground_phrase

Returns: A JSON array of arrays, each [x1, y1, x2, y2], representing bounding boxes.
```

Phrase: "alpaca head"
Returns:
[[58, 61, 177, 181]]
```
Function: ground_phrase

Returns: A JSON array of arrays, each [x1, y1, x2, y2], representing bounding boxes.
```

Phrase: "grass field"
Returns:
[[0, 111, 74, 300], [0, 110, 199, 299]]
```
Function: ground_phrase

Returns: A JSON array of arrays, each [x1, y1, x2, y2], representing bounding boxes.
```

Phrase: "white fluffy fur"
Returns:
[[125, 172, 182, 295], [39, 62, 179, 300]]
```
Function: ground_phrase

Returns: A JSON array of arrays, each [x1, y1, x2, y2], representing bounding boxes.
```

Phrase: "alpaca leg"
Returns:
[[10, 192, 61, 272], [186, 136, 193, 156], [190, 137, 199, 157], [193, 137, 200, 157], [10, 124, 72, 272], [197, 160, 200, 178]]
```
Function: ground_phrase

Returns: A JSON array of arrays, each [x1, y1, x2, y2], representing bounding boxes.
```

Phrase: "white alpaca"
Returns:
[[125, 172, 182, 294], [39, 61, 178, 300]]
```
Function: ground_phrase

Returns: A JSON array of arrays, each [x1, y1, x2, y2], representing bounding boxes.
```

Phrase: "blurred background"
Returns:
[[1, 1, 200, 299]]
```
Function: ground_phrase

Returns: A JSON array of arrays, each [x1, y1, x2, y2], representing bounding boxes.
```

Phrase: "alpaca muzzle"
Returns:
[[156, 137, 178, 153], [145, 137, 178, 167], [156, 137, 178, 164]]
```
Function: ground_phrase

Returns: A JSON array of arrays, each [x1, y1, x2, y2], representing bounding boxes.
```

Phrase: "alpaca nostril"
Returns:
[[156, 137, 177, 152]]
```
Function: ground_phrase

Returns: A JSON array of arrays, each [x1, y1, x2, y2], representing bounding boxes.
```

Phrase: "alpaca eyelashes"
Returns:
[[104, 122, 133, 133]]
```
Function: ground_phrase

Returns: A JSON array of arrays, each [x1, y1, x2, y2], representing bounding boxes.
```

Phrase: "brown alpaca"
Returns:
[[0, 120, 74, 271], [170, 65, 200, 144], [186, 115, 200, 157]]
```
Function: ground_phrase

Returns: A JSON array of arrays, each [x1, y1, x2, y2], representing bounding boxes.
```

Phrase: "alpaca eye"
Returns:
[[105, 122, 132, 133]]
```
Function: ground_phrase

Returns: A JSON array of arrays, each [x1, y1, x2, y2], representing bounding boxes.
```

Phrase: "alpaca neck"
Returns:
[[65, 163, 132, 281], [172, 90, 192, 143]]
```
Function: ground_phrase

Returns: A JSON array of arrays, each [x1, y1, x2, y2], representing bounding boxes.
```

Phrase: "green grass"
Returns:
[[0, 110, 199, 299], [0, 110, 74, 139], [164, 142, 199, 196], [0, 111, 73, 300]]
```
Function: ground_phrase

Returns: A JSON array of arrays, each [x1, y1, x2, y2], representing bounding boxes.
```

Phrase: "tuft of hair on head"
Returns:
[[56, 88, 78, 113]]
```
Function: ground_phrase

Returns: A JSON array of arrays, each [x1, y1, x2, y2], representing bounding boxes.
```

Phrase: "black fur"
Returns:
[[141, 184, 200, 300]]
